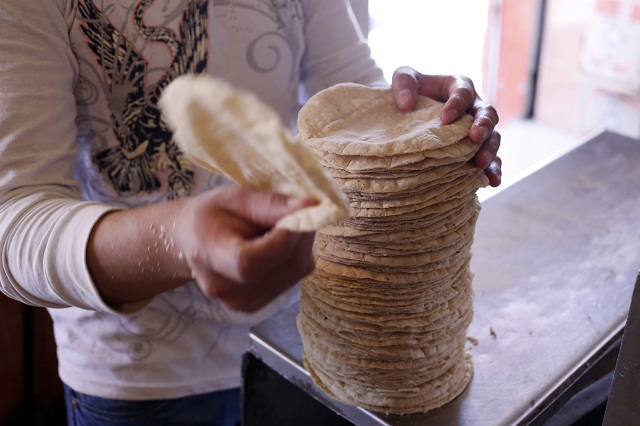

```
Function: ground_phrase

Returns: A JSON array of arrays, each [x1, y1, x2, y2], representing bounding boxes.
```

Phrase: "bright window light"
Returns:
[[368, 0, 490, 97]]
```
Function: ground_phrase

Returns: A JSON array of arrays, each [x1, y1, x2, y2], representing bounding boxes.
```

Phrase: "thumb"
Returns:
[[217, 186, 317, 228], [391, 66, 420, 111]]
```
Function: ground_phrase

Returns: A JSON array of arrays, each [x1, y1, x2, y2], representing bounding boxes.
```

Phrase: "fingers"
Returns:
[[468, 98, 499, 144], [233, 229, 313, 282], [391, 66, 420, 111], [212, 186, 317, 230], [392, 68, 499, 142], [474, 130, 501, 169], [392, 66, 502, 184], [392, 69, 476, 122], [437, 76, 478, 125], [472, 130, 502, 187], [484, 157, 503, 188], [196, 229, 316, 312], [178, 186, 317, 312], [245, 229, 316, 278], [438, 77, 499, 145]]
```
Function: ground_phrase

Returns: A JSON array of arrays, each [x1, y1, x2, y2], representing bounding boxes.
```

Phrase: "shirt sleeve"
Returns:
[[0, 0, 123, 313], [301, 0, 387, 97]]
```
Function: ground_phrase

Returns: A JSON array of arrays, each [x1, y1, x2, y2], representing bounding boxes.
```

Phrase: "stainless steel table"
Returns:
[[243, 130, 640, 425]]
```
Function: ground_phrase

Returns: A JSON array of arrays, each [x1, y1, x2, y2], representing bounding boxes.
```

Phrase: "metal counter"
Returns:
[[243, 130, 640, 425]]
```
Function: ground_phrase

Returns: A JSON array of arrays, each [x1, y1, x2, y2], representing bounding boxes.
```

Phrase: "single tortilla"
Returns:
[[298, 82, 478, 158], [159, 74, 350, 231]]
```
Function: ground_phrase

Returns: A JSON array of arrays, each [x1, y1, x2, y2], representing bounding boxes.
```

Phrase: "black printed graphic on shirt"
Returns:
[[77, 0, 208, 200]]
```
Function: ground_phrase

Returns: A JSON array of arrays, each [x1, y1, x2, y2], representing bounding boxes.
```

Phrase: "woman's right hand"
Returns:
[[175, 186, 317, 312]]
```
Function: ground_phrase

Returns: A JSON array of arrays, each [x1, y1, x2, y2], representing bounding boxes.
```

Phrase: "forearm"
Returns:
[[87, 199, 193, 308]]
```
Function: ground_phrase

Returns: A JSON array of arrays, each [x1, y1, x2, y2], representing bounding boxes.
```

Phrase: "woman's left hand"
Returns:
[[391, 66, 502, 187]]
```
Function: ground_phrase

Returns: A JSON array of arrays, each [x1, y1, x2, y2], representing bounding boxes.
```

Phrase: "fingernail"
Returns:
[[445, 109, 458, 123], [397, 89, 412, 107], [478, 126, 489, 142], [479, 151, 492, 167]]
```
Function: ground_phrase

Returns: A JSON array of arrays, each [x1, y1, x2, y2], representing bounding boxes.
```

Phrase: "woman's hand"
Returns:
[[391, 66, 502, 187], [175, 186, 317, 312]]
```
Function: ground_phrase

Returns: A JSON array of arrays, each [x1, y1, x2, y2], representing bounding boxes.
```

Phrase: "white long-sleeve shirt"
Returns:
[[0, 0, 384, 399]]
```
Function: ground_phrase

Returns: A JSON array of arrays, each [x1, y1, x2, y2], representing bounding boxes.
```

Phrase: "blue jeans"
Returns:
[[64, 384, 241, 425]]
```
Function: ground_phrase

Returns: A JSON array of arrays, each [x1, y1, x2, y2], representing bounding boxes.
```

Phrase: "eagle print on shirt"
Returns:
[[77, 0, 208, 199]]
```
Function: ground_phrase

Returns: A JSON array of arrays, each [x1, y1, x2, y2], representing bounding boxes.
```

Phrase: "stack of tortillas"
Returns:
[[160, 75, 488, 415], [295, 83, 489, 415]]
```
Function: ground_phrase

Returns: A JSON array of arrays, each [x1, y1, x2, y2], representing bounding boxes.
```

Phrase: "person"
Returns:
[[0, 0, 501, 424]]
